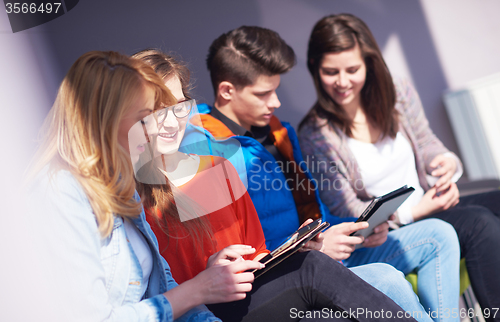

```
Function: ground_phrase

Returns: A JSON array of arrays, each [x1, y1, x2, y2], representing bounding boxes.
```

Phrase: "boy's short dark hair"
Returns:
[[206, 26, 296, 94]]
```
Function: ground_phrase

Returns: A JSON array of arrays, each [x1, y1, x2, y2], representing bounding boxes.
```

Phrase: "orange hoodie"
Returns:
[[145, 155, 269, 284], [197, 114, 322, 225]]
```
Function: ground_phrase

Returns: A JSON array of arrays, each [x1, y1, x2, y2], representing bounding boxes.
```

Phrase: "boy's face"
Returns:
[[229, 74, 281, 131]]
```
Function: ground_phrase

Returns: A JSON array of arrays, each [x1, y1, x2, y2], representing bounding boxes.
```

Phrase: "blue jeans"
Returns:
[[208, 251, 421, 322], [350, 263, 433, 322], [345, 219, 460, 322]]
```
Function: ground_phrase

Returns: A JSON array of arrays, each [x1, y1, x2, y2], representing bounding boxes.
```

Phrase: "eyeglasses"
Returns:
[[155, 100, 194, 123]]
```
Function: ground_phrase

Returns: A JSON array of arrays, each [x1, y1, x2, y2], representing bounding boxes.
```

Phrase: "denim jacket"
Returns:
[[27, 168, 219, 322]]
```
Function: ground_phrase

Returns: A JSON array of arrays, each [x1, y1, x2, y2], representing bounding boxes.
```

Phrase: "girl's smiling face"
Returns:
[[155, 76, 189, 155], [319, 43, 367, 111]]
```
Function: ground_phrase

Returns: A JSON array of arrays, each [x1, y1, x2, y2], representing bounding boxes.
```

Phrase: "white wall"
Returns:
[[0, 8, 62, 322], [421, 0, 500, 90]]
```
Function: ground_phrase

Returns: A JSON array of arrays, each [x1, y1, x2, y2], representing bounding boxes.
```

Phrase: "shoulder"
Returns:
[[298, 113, 332, 136], [393, 77, 420, 114], [196, 103, 212, 114], [298, 115, 341, 149], [280, 120, 298, 140], [209, 155, 229, 166], [27, 167, 89, 206], [298, 117, 316, 138], [197, 155, 239, 176], [25, 167, 100, 241], [393, 77, 413, 96], [136, 160, 166, 185], [196, 155, 227, 169], [195, 112, 235, 139]]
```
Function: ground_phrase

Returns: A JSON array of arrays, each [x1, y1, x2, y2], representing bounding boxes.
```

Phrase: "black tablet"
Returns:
[[351, 185, 415, 239]]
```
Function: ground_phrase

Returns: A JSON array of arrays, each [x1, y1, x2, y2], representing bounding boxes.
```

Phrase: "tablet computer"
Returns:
[[251, 219, 330, 278], [351, 185, 415, 239]]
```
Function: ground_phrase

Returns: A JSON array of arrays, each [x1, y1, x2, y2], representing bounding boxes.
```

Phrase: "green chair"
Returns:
[[405, 179, 498, 320], [405, 258, 470, 295], [406, 259, 485, 322]]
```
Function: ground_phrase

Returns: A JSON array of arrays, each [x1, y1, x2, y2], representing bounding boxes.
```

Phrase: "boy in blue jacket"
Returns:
[[193, 25, 460, 318]]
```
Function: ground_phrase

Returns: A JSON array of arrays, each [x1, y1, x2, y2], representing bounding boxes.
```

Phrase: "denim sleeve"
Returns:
[[133, 192, 220, 322], [26, 170, 219, 322], [156, 256, 221, 322]]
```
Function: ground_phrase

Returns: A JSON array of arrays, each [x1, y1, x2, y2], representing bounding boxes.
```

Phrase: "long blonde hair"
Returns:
[[29, 51, 177, 237]]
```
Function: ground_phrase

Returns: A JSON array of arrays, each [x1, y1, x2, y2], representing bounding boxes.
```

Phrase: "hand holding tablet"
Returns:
[[250, 219, 330, 278], [350, 185, 415, 239]]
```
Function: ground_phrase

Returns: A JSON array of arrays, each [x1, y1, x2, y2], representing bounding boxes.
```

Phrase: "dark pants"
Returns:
[[430, 190, 500, 322], [208, 251, 417, 322]]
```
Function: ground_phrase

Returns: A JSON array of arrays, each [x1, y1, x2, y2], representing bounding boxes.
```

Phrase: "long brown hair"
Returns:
[[29, 51, 176, 237], [299, 13, 398, 138], [132, 49, 214, 253]]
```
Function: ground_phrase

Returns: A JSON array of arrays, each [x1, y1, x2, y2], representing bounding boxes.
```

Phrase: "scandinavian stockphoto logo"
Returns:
[[4, 0, 79, 33]]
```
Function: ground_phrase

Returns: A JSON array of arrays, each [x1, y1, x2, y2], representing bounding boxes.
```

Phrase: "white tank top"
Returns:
[[347, 132, 424, 224]]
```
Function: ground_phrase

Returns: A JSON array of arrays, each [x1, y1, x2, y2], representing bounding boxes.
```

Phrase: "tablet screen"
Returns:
[[352, 186, 414, 239]]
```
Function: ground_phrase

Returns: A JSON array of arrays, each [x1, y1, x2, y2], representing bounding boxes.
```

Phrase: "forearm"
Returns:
[[410, 205, 427, 222]]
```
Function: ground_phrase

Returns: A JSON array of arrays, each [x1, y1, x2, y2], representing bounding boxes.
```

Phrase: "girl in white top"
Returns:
[[299, 13, 500, 320]]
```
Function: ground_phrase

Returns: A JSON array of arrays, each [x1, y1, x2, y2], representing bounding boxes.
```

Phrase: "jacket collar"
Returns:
[[200, 111, 296, 163], [210, 106, 252, 137]]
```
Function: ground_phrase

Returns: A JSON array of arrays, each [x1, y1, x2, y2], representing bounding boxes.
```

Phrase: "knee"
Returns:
[[461, 206, 500, 248], [299, 250, 349, 279], [368, 263, 406, 282], [421, 218, 455, 235], [468, 206, 500, 233], [305, 250, 343, 269], [419, 218, 459, 251], [364, 263, 413, 293]]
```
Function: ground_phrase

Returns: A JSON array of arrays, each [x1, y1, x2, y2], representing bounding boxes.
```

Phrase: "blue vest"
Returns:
[[184, 104, 353, 250]]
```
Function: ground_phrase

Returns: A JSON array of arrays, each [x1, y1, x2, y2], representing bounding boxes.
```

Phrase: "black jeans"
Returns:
[[430, 190, 500, 322], [207, 251, 417, 322]]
